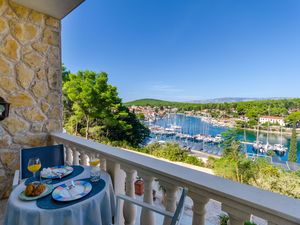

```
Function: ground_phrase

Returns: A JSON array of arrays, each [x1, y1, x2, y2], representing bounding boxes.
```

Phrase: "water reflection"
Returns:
[[146, 114, 300, 163]]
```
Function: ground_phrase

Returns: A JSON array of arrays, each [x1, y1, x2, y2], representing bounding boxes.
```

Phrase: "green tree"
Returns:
[[285, 111, 300, 127], [62, 64, 71, 83], [221, 129, 241, 156], [288, 122, 298, 162], [63, 71, 102, 139], [63, 70, 149, 146]]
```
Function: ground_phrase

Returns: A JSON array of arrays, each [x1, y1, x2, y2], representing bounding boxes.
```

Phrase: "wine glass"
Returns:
[[89, 157, 100, 182], [27, 158, 41, 182]]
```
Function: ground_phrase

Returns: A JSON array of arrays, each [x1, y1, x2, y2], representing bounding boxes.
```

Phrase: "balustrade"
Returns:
[[51, 132, 300, 225]]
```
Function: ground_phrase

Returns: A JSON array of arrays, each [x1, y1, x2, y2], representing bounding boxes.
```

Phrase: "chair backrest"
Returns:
[[170, 188, 188, 225], [20, 144, 64, 179]]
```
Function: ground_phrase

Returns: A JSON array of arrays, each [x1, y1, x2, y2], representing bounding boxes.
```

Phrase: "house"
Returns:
[[259, 116, 285, 126]]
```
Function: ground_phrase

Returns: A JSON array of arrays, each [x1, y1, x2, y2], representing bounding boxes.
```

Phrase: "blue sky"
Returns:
[[62, 0, 300, 102]]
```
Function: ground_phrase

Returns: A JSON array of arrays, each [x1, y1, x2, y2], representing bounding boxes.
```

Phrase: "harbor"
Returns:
[[144, 113, 300, 164]]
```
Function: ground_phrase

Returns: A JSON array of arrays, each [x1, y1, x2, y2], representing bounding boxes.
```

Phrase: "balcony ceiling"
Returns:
[[11, 0, 85, 19]]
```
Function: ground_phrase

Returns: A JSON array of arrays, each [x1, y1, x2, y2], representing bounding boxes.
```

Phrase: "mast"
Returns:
[[202, 121, 205, 150], [266, 106, 270, 145], [256, 125, 259, 144], [280, 126, 283, 145]]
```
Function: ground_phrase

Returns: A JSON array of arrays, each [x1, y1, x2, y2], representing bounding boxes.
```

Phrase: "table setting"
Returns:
[[4, 157, 115, 225]]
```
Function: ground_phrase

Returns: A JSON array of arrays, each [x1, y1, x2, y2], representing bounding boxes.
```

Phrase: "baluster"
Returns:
[[106, 160, 125, 224], [72, 148, 80, 165], [222, 204, 250, 225], [188, 191, 209, 225], [139, 172, 155, 225], [100, 158, 107, 171], [121, 166, 137, 225], [80, 151, 88, 165], [65, 145, 72, 165], [159, 181, 178, 225], [87, 153, 94, 165]]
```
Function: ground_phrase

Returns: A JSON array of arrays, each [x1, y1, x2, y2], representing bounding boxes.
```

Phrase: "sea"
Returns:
[[145, 114, 300, 164]]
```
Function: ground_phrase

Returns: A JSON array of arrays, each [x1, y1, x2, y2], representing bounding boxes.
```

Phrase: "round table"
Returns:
[[4, 166, 115, 225]]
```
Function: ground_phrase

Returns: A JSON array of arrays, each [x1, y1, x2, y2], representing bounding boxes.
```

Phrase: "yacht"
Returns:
[[212, 134, 224, 144], [274, 144, 288, 153], [253, 141, 264, 151], [170, 124, 182, 130], [273, 127, 287, 154]]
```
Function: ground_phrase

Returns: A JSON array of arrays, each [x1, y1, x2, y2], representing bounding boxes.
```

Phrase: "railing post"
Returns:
[[222, 204, 251, 225], [80, 151, 88, 165], [65, 145, 72, 165], [100, 158, 107, 171], [122, 166, 137, 225], [139, 172, 155, 225], [72, 147, 80, 165], [188, 191, 209, 225], [160, 181, 178, 225], [106, 159, 125, 225]]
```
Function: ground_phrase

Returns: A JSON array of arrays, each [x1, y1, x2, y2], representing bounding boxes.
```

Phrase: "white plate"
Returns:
[[41, 166, 73, 179]]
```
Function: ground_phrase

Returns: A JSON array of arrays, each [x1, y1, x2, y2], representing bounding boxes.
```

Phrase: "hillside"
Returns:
[[192, 97, 290, 104], [125, 98, 182, 106]]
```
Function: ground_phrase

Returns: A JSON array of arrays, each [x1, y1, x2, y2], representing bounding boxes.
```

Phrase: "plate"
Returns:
[[19, 184, 54, 201], [52, 180, 92, 202], [41, 166, 74, 179]]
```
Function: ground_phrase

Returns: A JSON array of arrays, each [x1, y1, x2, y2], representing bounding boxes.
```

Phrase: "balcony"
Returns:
[[0, 0, 300, 224], [40, 132, 300, 225]]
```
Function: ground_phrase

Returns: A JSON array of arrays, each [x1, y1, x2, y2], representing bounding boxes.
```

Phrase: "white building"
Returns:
[[259, 116, 285, 126]]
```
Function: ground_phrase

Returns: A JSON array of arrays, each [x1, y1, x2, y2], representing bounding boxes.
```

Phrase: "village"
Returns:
[[128, 105, 300, 135]]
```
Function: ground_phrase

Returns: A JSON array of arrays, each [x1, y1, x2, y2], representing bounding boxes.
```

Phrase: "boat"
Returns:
[[212, 134, 223, 144], [170, 124, 182, 130], [262, 111, 275, 152], [253, 126, 264, 152], [253, 141, 264, 151], [274, 127, 288, 154]]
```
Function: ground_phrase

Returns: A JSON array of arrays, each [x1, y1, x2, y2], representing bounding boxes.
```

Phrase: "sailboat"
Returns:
[[253, 126, 263, 152], [274, 127, 288, 154], [262, 108, 275, 153]]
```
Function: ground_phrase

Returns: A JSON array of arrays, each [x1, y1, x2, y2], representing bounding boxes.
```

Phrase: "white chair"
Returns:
[[115, 188, 188, 225]]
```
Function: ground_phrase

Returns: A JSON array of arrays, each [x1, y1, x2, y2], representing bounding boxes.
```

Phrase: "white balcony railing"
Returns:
[[50, 132, 300, 225]]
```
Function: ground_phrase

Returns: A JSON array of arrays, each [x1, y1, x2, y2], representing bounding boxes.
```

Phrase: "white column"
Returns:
[[100, 158, 107, 171], [106, 160, 125, 225], [160, 181, 178, 225], [222, 204, 251, 225], [139, 172, 155, 225], [80, 151, 88, 165], [65, 146, 72, 165], [188, 192, 209, 225], [72, 148, 79, 165], [122, 166, 137, 225]]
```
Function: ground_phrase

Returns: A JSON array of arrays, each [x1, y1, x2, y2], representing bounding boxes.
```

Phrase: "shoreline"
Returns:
[[182, 114, 300, 136]]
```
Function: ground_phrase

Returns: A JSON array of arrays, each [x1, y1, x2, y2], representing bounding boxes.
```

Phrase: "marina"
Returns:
[[145, 113, 300, 163]]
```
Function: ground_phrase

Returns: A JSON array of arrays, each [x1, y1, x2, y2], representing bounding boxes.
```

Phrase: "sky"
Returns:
[[62, 0, 300, 102]]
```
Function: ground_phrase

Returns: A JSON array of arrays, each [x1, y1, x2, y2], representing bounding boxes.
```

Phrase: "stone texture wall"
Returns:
[[0, 0, 62, 199]]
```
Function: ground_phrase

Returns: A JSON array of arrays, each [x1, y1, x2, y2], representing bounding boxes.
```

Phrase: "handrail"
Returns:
[[51, 132, 300, 224]]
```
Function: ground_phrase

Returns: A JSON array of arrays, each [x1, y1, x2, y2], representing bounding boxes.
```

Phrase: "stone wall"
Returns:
[[0, 0, 62, 199]]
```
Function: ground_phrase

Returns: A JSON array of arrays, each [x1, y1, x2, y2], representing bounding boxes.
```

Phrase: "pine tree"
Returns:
[[288, 122, 298, 162]]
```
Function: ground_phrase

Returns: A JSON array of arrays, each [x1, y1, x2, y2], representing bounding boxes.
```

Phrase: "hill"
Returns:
[[192, 97, 290, 104], [125, 98, 182, 106]]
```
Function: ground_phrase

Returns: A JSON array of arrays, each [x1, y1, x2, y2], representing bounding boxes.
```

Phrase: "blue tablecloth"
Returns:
[[4, 166, 115, 225], [25, 165, 84, 185], [37, 178, 106, 209]]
